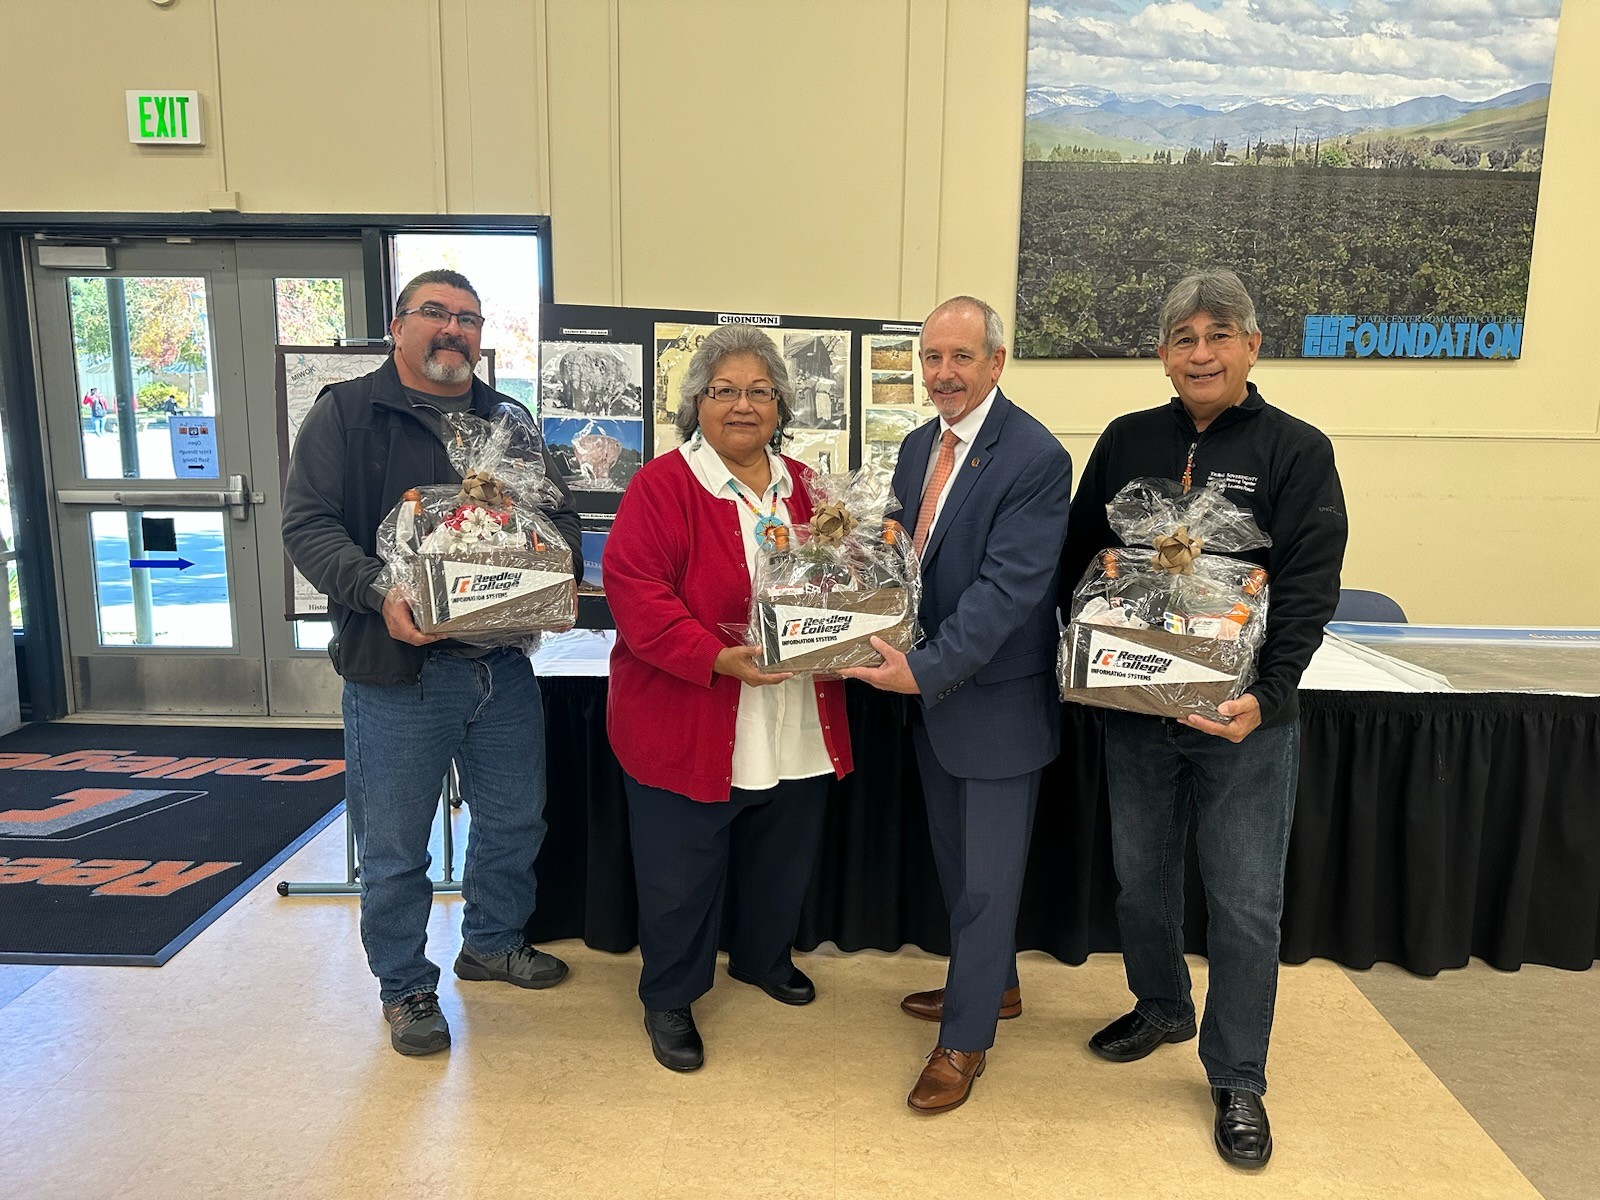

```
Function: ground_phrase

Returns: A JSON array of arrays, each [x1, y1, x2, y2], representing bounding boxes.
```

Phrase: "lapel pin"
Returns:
[[970, 457, 981, 468]]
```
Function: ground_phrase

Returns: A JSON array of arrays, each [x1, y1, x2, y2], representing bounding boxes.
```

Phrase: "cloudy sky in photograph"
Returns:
[[1027, 0, 1564, 106]]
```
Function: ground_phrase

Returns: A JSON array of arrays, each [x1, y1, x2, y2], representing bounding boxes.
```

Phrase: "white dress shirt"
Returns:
[[680, 435, 832, 790], [917, 387, 997, 537]]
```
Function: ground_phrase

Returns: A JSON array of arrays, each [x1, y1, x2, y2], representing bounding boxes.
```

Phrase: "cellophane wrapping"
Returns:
[[748, 466, 922, 674], [376, 410, 576, 645], [1058, 478, 1272, 720]]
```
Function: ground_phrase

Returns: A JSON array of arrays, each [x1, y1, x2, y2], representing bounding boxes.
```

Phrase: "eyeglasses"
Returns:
[[701, 385, 777, 405], [397, 303, 484, 332], [1166, 329, 1241, 354]]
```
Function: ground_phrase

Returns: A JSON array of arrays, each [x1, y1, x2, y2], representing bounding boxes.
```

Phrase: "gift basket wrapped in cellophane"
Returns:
[[747, 466, 922, 674], [1059, 478, 1271, 720], [376, 410, 576, 645]]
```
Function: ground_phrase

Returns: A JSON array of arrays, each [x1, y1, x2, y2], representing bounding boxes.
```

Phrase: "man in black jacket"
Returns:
[[1061, 269, 1346, 1167], [283, 269, 582, 1056]]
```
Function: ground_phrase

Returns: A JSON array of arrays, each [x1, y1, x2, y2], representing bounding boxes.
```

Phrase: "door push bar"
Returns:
[[58, 474, 264, 521]]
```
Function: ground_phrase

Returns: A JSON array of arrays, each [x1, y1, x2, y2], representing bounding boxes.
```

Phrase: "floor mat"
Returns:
[[0, 723, 345, 965]]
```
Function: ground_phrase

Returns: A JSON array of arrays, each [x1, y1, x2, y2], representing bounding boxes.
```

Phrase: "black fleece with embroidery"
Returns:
[[1059, 383, 1347, 728]]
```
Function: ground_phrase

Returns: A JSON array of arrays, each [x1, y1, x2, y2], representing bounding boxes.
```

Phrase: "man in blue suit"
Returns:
[[846, 295, 1072, 1114]]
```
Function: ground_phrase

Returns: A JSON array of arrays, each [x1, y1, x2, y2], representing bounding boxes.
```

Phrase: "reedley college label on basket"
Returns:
[[438, 561, 570, 617], [1080, 629, 1234, 687], [771, 605, 904, 656]]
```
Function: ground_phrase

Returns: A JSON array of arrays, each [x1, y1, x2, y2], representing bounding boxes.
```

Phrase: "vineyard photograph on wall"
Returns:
[[1015, 1, 1563, 361]]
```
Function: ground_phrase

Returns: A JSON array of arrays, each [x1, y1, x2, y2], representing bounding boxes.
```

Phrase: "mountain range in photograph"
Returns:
[[1025, 82, 1550, 161]]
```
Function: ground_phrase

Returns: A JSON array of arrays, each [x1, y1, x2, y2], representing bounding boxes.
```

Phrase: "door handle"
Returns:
[[58, 474, 265, 522]]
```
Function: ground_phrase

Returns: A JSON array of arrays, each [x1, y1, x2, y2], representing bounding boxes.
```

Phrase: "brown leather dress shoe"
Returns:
[[907, 1046, 986, 1114], [900, 985, 1022, 1023]]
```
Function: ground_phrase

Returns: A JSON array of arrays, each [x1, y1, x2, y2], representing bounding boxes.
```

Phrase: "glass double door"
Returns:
[[31, 238, 365, 717]]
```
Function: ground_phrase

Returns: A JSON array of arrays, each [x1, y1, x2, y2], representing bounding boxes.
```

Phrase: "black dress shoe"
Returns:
[[644, 1006, 704, 1071], [1087, 1009, 1197, 1062], [1213, 1087, 1272, 1167], [727, 963, 816, 1006]]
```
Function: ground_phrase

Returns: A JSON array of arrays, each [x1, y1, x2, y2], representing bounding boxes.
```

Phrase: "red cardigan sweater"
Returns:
[[604, 450, 853, 802]]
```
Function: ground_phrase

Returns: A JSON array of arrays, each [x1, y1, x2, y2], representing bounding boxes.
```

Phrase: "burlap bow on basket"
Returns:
[[1151, 525, 1205, 574], [457, 469, 512, 510], [809, 503, 857, 546]]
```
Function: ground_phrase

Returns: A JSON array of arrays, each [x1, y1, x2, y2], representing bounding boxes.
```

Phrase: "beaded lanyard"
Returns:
[[729, 478, 786, 548]]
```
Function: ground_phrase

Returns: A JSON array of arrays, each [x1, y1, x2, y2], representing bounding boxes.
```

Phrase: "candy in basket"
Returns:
[[748, 467, 922, 674], [1058, 478, 1271, 720], [377, 410, 576, 643]]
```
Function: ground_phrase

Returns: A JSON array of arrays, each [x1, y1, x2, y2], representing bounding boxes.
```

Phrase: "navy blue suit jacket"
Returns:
[[891, 389, 1073, 780]]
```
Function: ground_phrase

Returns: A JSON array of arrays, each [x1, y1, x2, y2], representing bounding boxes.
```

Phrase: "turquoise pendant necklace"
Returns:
[[729, 477, 786, 549]]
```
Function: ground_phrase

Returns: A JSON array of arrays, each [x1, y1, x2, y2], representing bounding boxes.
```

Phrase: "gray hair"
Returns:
[[924, 295, 1006, 357], [675, 324, 796, 443], [1158, 269, 1259, 345]]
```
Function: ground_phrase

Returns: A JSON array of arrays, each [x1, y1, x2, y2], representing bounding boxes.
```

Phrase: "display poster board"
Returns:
[[540, 304, 927, 489], [274, 345, 496, 620], [538, 305, 926, 628]]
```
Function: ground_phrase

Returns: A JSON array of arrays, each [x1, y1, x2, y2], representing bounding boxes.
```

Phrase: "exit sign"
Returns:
[[125, 90, 204, 145]]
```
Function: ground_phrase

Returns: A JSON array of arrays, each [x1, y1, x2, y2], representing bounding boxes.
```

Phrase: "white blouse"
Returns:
[[680, 435, 833, 790]]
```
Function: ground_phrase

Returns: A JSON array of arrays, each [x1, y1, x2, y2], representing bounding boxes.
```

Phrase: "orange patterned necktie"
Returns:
[[912, 429, 960, 556]]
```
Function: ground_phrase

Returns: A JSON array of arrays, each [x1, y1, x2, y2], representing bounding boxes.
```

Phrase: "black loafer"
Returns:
[[1088, 1009, 1197, 1062], [1213, 1087, 1273, 1168], [644, 1006, 704, 1071], [727, 963, 816, 1006]]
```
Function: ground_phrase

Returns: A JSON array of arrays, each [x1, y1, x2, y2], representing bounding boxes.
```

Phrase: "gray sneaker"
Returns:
[[382, 991, 451, 1056], [454, 941, 569, 989]]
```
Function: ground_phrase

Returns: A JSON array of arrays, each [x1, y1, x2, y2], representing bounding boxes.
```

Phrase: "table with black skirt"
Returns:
[[524, 628, 1600, 974]]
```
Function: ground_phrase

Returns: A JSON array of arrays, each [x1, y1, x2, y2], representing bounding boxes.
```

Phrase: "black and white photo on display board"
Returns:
[[651, 322, 711, 458], [540, 341, 645, 418], [780, 330, 851, 475], [782, 332, 850, 430]]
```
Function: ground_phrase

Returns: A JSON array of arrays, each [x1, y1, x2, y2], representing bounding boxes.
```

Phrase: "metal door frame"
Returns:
[[33, 238, 271, 715], [235, 239, 367, 717]]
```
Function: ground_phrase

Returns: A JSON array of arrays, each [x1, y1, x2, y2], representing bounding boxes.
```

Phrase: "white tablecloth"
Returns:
[[532, 625, 1600, 696]]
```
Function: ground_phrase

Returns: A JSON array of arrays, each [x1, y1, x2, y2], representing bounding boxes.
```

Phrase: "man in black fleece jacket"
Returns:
[[283, 269, 582, 1058], [1061, 269, 1347, 1168]]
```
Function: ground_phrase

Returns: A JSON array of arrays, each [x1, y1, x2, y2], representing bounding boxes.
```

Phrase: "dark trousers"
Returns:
[[912, 718, 1042, 1053], [1103, 711, 1300, 1096], [624, 773, 829, 1011]]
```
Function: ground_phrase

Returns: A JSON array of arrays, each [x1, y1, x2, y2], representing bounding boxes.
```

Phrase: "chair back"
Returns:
[[1333, 588, 1407, 622]]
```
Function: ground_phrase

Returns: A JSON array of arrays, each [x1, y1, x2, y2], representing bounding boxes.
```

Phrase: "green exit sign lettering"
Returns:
[[125, 90, 204, 145]]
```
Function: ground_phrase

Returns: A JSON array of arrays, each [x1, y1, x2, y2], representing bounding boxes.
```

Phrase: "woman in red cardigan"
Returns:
[[604, 324, 853, 1072]]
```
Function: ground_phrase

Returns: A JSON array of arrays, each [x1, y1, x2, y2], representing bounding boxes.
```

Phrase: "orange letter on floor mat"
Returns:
[[93, 860, 241, 896], [263, 759, 346, 782], [37, 859, 151, 887], [0, 788, 136, 827], [0, 857, 78, 883]]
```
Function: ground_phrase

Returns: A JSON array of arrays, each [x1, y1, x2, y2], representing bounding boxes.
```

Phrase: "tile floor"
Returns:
[[0, 819, 1564, 1200]]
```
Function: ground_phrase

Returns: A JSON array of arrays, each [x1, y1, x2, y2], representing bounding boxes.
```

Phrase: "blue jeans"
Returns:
[[343, 648, 549, 1003], [1103, 710, 1300, 1096]]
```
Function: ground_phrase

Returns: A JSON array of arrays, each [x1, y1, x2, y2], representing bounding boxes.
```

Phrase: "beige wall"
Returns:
[[3, 0, 1596, 624]]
